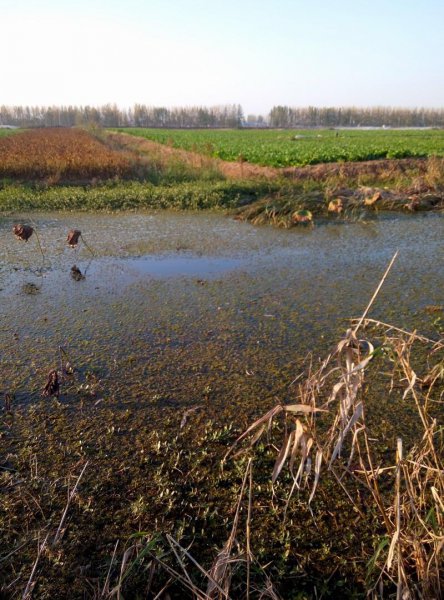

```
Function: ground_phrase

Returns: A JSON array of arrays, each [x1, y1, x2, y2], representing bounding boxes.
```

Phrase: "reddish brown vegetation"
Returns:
[[0, 128, 137, 182], [67, 229, 81, 247], [42, 370, 60, 398], [13, 224, 34, 241]]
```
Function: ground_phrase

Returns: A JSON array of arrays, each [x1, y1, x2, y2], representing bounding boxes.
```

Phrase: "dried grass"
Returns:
[[221, 253, 444, 598]]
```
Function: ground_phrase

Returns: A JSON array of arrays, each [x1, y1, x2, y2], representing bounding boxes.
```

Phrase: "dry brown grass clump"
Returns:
[[220, 256, 444, 599]]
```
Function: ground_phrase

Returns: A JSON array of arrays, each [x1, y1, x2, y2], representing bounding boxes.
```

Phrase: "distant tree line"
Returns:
[[268, 106, 444, 128], [1, 103, 444, 129], [0, 104, 244, 128]]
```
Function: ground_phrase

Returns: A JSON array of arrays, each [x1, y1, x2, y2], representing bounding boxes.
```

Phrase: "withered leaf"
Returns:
[[71, 265, 85, 281], [42, 370, 60, 398], [67, 229, 81, 247], [13, 224, 34, 241]]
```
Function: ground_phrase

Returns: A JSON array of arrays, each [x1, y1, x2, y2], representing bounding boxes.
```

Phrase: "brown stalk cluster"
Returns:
[[220, 257, 444, 599]]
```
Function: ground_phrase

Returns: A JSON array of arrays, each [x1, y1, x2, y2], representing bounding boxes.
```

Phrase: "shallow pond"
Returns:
[[1, 209, 443, 598], [0, 211, 442, 409]]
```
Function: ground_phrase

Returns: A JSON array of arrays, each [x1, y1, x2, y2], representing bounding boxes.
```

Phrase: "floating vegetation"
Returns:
[[4, 392, 13, 412], [221, 257, 444, 599], [59, 346, 75, 376], [0, 212, 442, 599], [21, 282, 41, 295]]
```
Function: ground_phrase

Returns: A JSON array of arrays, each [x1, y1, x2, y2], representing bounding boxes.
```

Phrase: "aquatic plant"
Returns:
[[70, 265, 85, 281], [1, 218, 443, 598], [12, 221, 46, 262]]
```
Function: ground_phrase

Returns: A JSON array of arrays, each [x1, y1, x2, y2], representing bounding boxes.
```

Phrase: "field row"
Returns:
[[0, 128, 136, 181], [119, 127, 444, 167]]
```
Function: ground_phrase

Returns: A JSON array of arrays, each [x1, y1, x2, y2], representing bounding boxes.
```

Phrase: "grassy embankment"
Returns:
[[0, 127, 444, 222]]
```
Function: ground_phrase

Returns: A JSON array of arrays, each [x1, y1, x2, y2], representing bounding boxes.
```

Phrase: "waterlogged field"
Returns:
[[0, 212, 443, 598], [120, 127, 444, 166]]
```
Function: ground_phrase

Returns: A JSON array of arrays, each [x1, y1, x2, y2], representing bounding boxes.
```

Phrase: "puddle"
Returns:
[[119, 254, 246, 278]]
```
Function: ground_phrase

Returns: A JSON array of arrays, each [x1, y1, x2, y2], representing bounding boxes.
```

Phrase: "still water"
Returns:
[[0, 211, 442, 406]]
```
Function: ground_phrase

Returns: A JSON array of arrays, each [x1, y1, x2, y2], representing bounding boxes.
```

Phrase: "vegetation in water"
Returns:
[[0, 210, 443, 598], [1, 303, 443, 598]]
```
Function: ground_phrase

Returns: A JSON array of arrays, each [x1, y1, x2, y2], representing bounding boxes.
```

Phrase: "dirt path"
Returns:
[[106, 130, 431, 182]]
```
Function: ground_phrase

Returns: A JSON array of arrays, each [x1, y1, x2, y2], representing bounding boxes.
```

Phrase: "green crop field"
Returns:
[[0, 128, 21, 137], [118, 127, 444, 167]]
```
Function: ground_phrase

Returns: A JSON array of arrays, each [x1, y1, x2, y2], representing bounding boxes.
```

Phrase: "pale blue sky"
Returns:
[[2, 0, 443, 113]]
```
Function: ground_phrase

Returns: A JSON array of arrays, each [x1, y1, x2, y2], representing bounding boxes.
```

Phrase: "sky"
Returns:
[[1, 0, 444, 114]]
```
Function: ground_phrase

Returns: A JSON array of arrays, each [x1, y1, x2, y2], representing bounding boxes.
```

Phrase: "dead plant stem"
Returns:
[[53, 461, 89, 545], [353, 251, 399, 335]]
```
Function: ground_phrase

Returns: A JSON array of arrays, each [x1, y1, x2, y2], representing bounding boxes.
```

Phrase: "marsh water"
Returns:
[[1, 210, 443, 598], [0, 211, 442, 411]]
